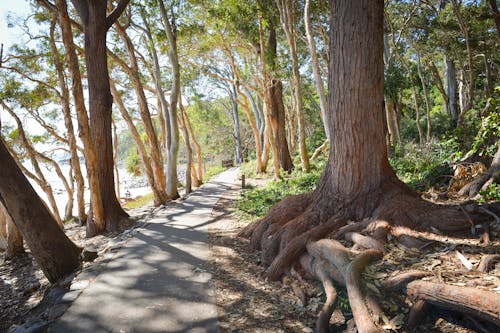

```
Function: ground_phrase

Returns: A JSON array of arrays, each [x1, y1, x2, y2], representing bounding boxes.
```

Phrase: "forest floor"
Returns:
[[1, 173, 499, 333]]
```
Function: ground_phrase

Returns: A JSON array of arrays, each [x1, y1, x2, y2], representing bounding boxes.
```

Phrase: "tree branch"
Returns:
[[106, 0, 131, 30]]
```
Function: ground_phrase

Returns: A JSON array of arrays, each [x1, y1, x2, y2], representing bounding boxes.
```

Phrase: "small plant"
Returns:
[[125, 148, 143, 176], [205, 165, 224, 180], [478, 183, 500, 203]]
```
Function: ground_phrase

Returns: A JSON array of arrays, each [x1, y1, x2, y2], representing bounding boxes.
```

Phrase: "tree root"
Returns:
[[381, 270, 432, 291], [240, 180, 496, 332], [315, 264, 338, 333], [405, 280, 500, 327], [345, 250, 384, 333], [345, 232, 387, 254], [265, 219, 346, 280]]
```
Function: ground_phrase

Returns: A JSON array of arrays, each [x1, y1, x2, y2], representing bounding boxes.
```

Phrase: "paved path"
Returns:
[[49, 168, 239, 333]]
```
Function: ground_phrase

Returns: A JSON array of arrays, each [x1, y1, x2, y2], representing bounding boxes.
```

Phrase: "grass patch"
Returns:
[[237, 168, 321, 220], [123, 192, 154, 209]]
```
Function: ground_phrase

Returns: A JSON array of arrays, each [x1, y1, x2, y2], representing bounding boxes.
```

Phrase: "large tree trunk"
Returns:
[[243, 0, 472, 284], [0, 139, 81, 283], [72, 0, 129, 235]]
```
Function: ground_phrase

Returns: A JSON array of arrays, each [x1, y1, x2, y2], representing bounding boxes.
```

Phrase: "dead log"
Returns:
[[406, 280, 500, 327]]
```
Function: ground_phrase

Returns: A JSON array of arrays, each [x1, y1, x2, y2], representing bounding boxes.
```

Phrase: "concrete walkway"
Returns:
[[48, 168, 239, 333]]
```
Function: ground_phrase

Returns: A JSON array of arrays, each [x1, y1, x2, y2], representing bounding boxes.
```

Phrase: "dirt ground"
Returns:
[[1, 175, 499, 333]]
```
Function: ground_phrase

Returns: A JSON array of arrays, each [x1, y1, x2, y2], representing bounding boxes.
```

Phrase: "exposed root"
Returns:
[[406, 280, 500, 327], [265, 220, 346, 281], [345, 232, 387, 254], [242, 193, 312, 248], [241, 178, 495, 332], [381, 270, 432, 291], [315, 265, 338, 333], [345, 250, 384, 333]]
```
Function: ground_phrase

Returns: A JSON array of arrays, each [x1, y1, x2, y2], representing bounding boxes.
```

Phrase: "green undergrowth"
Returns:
[[478, 183, 500, 203], [237, 159, 325, 220], [389, 139, 459, 191]]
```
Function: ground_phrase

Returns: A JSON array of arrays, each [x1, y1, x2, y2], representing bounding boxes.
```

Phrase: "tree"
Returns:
[[0, 138, 81, 283], [276, 0, 308, 172], [157, 0, 181, 199], [0, 201, 24, 259], [240, 0, 482, 329], [70, 0, 130, 234]]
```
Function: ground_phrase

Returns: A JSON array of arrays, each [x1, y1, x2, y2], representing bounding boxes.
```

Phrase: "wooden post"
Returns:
[[242, 174, 246, 189]]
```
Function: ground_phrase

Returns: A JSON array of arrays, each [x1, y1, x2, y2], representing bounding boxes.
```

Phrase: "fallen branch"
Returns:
[[406, 280, 500, 327]]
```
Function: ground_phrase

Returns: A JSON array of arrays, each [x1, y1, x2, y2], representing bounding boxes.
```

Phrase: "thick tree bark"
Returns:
[[0, 139, 81, 283], [406, 280, 500, 326], [71, 0, 130, 234]]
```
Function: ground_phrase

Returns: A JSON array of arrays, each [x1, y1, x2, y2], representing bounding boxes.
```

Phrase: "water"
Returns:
[[27, 162, 185, 218]]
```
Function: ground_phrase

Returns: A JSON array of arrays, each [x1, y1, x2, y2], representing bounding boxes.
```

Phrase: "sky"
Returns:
[[0, 0, 30, 50]]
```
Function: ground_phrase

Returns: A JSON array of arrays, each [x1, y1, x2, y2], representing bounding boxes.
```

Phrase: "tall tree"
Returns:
[[0, 138, 81, 283], [157, 0, 181, 199], [70, 0, 130, 234], [241, 3, 480, 330], [276, 0, 309, 172], [304, 0, 329, 141], [48, 15, 87, 223]]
